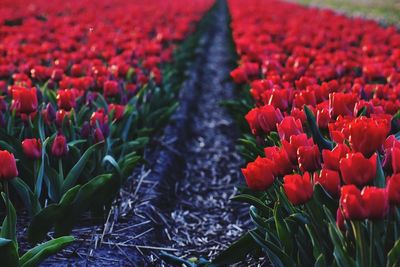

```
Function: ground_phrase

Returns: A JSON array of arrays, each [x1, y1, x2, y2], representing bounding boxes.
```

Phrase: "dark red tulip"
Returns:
[[94, 128, 105, 143], [283, 172, 313, 205], [90, 109, 108, 127], [11, 86, 38, 115], [22, 138, 42, 159], [57, 89, 77, 111], [103, 80, 119, 97], [348, 117, 389, 157], [329, 92, 357, 118], [108, 104, 125, 121], [336, 208, 345, 231], [264, 146, 293, 176], [391, 147, 400, 174], [51, 134, 68, 158], [0, 150, 18, 180], [314, 168, 341, 197], [387, 174, 400, 206], [361, 187, 389, 220], [339, 152, 376, 186], [297, 144, 321, 172], [282, 133, 313, 164], [340, 185, 366, 220], [242, 156, 275, 191]]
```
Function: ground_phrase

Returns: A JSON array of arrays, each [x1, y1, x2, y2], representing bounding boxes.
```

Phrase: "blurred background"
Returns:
[[295, 0, 400, 24]]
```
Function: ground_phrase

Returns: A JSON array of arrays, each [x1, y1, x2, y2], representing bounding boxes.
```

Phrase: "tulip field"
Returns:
[[1, 0, 400, 266]]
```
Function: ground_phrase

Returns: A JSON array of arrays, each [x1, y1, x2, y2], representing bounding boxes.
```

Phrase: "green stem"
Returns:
[[369, 221, 374, 267], [3, 181, 11, 237], [352, 221, 366, 267], [58, 159, 64, 188]]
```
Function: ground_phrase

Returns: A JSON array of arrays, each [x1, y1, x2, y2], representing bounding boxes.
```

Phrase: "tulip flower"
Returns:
[[0, 150, 18, 180], [361, 187, 389, 220], [277, 116, 303, 141], [340, 185, 366, 220], [108, 104, 125, 121], [387, 174, 400, 206], [57, 89, 77, 111], [264, 146, 293, 176], [348, 117, 389, 157], [11, 86, 38, 115], [94, 128, 105, 143], [336, 208, 345, 231], [51, 134, 68, 158], [22, 138, 42, 159], [283, 172, 313, 205], [314, 168, 341, 197], [329, 92, 357, 118], [242, 156, 276, 191], [391, 147, 400, 174], [256, 105, 283, 134], [322, 144, 350, 171], [297, 145, 321, 172], [103, 80, 119, 97], [339, 152, 376, 186], [90, 109, 108, 127], [282, 134, 313, 164]]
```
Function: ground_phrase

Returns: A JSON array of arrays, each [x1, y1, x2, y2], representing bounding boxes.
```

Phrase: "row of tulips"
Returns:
[[0, 0, 213, 265], [218, 0, 400, 266]]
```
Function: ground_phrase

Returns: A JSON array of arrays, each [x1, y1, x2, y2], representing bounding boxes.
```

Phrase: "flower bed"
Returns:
[[218, 0, 400, 266], [0, 0, 213, 265]]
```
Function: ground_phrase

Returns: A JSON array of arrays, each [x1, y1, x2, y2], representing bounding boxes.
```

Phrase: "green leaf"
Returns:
[[314, 253, 327, 267], [231, 194, 271, 213], [249, 230, 294, 267], [328, 224, 355, 267], [36, 136, 52, 198], [61, 141, 104, 194], [374, 154, 385, 188], [0, 238, 19, 267], [1, 192, 17, 245], [387, 239, 400, 267], [209, 232, 258, 266], [10, 178, 41, 216], [273, 201, 293, 254], [304, 105, 334, 151], [20, 236, 74, 267]]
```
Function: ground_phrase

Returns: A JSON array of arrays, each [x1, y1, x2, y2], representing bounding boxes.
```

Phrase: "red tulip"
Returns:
[[94, 128, 105, 143], [22, 138, 42, 159], [348, 117, 389, 157], [391, 147, 400, 174], [340, 185, 366, 220], [297, 145, 321, 172], [277, 116, 303, 141], [103, 80, 119, 97], [55, 109, 70, 127], [264, 146, 293, 176], [256, 105, 283, 134], [387, 174, 400, 206], [329, 92, 357, 118], [314, 168, 341, 197], [242, 156, 275, 191], [283, 172, 313, 205], [317, 108, 330, 129], [108, 104, 125, 121], [57, 89, 76, 111], [11, 86, 38, 115], [51, 134, 68, 157], [361, 187, 389, 220], [90, 109, 108, 127], [339, 152, 376, 186], [322, 144, 350, 171], [282, 133, 313, 164], [245, 108, 261, 135], [0, 150, 18, 180]]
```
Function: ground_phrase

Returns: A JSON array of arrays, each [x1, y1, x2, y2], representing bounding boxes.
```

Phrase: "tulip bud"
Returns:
[[340, 185, 366, 220], [94, 128, 105, 143], [103, 80, 119, 97], [277, 116, 304, 141], [51, 134, 68, 157], [283, 172, 313, 205], [0, 150, 18, 180], [322, 144, 350, 171], [361, 187, 389, 220], [297, 145, 321, 172], [314, 168, 341, 197], [22, 138, 42, 159], [336, 208, 345, 231]]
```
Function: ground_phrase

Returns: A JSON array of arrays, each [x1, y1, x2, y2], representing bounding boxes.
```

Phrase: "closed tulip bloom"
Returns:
[[51, 134, 68, 157], [264, 146, 293, 176], [108, 104, 125, 121], [242, 156, 275, 191], [349, 117, 389, 157], [314, 168, 341, 197], [22, 138, 42, 159], [339, 152, 376, 186], [0, 150, 18, 180], [322, 144, 350, 171], [57, 89, 76, 111], [317, 108, 330, 129], [329, 92, 357, 118], [94, 128, 105, 143], [282, 134, 313, 164], [340, 185, 366, 220], [245, 108, 261, 135], [90, 109, 108, 127], [277, 116, 304, 141], [283, 172, 313, 205], [387, 174, 400, 206], [361, 187, 389, 220], [11, 86, 38, 114]]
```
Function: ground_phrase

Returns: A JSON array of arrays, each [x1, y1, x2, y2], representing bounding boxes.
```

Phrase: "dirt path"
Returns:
[[39, 1, 251, 266]]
